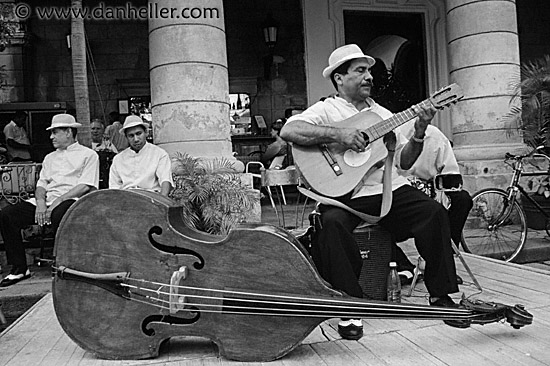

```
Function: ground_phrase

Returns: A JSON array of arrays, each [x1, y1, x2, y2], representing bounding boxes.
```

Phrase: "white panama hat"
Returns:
[[322, 44, 376, 79], [46, 114, 82, 130], [119, 115, 149, 134]]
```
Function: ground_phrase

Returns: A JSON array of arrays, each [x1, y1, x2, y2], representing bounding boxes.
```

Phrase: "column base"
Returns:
[[455, 143, 528, 194]]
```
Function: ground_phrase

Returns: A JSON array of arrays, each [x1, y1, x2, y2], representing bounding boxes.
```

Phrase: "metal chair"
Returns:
[[260, 165, 310, 229], [405, 175, 482, 295]]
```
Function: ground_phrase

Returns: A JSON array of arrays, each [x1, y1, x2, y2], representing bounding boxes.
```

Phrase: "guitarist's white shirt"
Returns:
[[286, 96, 410, 198], [396, 121, 461, 209], [395, 122, 460, 181]]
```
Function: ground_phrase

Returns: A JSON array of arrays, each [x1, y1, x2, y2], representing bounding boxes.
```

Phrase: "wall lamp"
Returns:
[[262, 13, 278, 49]]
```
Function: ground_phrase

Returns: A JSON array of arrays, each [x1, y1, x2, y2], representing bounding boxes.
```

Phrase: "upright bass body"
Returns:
[[52, 189, 341, 361], [53, 190, 533, 361]]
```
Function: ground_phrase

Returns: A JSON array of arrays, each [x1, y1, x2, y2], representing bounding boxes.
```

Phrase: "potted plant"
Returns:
[[505, 55, 550, 228], [169, 153, 259, 235]]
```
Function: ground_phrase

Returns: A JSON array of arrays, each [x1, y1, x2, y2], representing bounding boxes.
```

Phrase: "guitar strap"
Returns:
[[297, 150, 394, 224]]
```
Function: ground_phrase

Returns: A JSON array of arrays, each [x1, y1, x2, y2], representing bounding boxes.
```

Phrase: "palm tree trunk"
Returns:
[[71, 0, 91, 147]]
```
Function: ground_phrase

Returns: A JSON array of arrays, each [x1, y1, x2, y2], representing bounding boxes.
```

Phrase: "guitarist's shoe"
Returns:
[[338, 318, 363, 340], [430, 295, 470, 329]]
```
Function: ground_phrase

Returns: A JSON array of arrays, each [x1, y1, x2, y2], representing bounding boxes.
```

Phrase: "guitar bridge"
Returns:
[[320, 144, 343, 176]]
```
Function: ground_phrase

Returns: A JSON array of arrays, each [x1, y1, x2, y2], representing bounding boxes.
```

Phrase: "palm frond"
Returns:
[[504, 55, 550, 148], [169, 152, 258, 235]]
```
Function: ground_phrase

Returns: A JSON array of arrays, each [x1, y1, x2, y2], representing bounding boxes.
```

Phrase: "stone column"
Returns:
[[148, 0, 242, 170], [0, 1, 27, 103], [446, 0, 525, 191]]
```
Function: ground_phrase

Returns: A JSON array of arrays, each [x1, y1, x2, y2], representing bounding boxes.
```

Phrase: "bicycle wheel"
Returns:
[[462, 188, 527, 262]]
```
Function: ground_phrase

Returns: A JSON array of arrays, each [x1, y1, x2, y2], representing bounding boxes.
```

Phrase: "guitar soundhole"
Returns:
[[343, 148, 371, 167]]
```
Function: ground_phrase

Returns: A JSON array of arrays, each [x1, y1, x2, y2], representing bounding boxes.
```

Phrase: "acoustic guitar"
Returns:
[[292, 84, 464, 197], [52, 190, 531, 361]]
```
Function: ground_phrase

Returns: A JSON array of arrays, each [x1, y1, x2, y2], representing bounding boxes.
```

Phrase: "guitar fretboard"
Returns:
[[368, 99, 432, 141]]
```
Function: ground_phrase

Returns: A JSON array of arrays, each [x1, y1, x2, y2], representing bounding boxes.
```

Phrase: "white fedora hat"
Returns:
[[322, 44, 376, 79], [119, 115, 149, 134], [46, 114, 82, 130]]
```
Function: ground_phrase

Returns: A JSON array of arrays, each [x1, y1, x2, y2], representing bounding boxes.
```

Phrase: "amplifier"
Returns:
[[354, 224, 393, 300]]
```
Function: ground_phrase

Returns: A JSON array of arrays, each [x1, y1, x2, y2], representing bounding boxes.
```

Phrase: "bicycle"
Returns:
[[462, 146, 550, 262]]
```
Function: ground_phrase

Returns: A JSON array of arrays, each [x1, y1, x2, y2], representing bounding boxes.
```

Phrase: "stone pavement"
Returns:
[[513, 227, 550, 265]]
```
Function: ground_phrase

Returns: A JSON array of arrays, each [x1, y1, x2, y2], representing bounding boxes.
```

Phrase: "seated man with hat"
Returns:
[[280, 44, 464, 339], [0, 114, 99, 287], [109, 115, 173, 196]]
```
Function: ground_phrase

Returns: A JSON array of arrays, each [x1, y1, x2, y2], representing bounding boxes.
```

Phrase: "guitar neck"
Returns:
[[367, 99, 433, 141]]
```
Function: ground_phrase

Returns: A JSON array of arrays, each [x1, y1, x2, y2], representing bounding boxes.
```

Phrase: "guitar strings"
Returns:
[[369, 103, 422, 140]]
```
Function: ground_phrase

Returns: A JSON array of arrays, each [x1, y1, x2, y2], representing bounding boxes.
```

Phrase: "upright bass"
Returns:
[[52, 190, 532, 361]]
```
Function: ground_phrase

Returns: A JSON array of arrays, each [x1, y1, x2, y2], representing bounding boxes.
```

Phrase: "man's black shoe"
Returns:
[[429, 295, 470, 329], [338, 319, 363, 340], [0, 268, 31, 287]]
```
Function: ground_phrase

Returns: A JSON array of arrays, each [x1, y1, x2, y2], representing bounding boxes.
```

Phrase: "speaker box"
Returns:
[[354, 224, 394, 300]]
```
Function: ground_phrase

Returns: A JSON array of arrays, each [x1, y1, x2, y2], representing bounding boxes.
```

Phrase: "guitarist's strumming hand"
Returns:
[[336, 127, 368, 153], [400, 104, 438, 170]]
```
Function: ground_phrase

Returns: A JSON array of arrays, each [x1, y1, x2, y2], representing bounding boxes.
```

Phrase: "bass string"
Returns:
[[124, 282, 459, 314], [126, 288, 473, 320], [122, 278, 471, 317], [126, 276, 406, 308]]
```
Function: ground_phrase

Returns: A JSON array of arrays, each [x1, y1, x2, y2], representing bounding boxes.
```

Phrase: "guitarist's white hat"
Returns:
[[322, 44, 375, 79]]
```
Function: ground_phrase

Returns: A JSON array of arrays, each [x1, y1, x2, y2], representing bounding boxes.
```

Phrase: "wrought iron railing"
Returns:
[[0, 163, 42, 204]]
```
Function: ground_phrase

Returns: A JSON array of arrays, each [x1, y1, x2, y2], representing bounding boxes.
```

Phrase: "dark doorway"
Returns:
[[344, 11, 427, 113]]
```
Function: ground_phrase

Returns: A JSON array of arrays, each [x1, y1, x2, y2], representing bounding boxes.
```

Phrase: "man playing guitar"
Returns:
[[280, 44, 464, 340]]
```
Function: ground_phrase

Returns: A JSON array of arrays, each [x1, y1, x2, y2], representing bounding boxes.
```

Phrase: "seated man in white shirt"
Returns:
[[0, 114, 99, 287], [395, 121, 473, 284], [90, 119, 117, 153], [109, 115, 173, 196], [3, 110, 32, 161]]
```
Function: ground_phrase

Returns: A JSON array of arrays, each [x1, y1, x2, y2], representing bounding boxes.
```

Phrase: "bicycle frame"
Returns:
[[505, 154, 550, 224]]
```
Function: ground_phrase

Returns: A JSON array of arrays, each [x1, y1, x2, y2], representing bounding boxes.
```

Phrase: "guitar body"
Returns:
[[292, 83, 466, 197], [292, 111, 388, 197]]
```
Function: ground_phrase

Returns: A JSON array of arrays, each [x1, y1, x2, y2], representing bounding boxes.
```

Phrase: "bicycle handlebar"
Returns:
[[505, 145, 546, 161]]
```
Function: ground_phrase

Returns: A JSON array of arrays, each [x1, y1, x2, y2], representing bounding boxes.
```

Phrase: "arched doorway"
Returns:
[[344, 11, 427, 113]]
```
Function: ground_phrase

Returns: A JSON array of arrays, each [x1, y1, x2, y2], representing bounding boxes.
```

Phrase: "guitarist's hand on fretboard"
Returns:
[[412, 104, 438, 138]]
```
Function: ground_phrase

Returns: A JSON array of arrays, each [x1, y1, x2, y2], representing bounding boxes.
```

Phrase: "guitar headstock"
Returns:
[[429, 83, 464, 109]]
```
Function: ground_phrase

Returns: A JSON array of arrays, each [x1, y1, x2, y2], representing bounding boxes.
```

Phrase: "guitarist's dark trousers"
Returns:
[[311, 185, 459, 299]]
